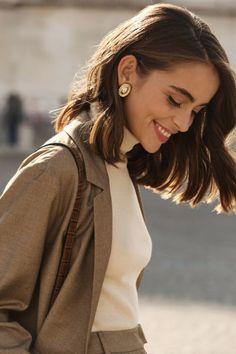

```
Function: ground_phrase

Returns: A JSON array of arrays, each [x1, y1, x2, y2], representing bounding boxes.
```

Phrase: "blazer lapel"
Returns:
[[64, 115, 113, 334]]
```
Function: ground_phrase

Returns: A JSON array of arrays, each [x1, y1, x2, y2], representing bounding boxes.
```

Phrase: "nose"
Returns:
[[172, 111, 193, 133]]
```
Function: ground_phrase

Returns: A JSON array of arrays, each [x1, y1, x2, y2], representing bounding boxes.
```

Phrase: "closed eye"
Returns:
[[168, 95, 207, 118], [168, 95, 182, 108]]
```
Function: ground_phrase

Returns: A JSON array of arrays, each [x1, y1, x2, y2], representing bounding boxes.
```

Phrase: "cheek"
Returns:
[[124, 90, 169, 130], [151, 95, 169, 116]]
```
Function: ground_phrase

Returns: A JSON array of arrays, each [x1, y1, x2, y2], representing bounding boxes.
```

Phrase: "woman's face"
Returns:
[[118, 56, 220, 153]]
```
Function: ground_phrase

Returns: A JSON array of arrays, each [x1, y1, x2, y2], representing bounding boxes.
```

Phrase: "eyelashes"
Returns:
[[168, 95, 182, 108], [167, 95, 205, 118]]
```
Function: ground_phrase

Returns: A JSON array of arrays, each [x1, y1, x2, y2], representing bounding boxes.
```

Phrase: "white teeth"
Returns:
[[155, 122, 171, 138]]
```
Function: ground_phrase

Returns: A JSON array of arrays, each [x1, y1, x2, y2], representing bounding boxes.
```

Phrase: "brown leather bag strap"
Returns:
[[41, 141, 85, 309]]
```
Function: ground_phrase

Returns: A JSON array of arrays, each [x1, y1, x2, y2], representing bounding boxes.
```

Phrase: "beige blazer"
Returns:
[[0, 109, 145, 354]]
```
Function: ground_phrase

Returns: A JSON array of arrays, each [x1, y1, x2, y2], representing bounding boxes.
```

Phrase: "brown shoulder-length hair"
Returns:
[[54, 3, 236, 213]]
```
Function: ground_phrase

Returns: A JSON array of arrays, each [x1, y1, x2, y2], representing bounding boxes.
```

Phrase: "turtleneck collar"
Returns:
[[120, 126, 139, 154]]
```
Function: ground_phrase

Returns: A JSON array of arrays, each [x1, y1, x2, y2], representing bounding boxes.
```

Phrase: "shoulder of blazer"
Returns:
[[41, 126, 85, 179], [41, 115, 108, 191]]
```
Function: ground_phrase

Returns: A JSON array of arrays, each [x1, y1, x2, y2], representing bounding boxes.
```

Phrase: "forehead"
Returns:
[[151, 61, 220, 104]]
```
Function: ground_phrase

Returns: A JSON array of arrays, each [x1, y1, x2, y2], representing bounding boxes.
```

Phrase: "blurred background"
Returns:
[[0, 1, 236, 353]]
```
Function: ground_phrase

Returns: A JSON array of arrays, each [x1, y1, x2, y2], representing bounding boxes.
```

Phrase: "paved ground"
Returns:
[[1, 147, 236, 354], [139, 185, 236, 354]]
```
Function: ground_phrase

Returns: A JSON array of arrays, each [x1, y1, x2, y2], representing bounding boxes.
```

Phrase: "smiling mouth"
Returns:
[[153, 121, 172, 142]]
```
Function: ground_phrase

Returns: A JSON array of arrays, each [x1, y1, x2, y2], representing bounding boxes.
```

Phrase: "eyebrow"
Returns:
[[169, 85, 207, 106]]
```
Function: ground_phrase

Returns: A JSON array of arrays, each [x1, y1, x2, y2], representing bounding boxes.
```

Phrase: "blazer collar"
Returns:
[[64, 109, 107, 190]]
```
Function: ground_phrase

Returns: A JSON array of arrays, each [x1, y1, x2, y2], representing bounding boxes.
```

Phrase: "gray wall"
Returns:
[[1, 5, 236, 114]]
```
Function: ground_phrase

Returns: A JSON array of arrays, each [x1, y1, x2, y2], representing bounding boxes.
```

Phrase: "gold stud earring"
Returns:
[[118, 83, 132, 97]]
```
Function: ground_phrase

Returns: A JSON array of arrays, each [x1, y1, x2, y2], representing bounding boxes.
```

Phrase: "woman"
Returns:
[[2, 93, 24, 146], [1, 3, 236, 354]]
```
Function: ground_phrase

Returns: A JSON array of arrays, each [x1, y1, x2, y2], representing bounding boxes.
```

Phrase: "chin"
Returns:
[[141, 142, 161, 153]]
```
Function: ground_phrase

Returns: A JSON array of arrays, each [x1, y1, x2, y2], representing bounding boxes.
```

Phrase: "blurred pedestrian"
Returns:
[[0, 3, 236, 354], [2, 93, 24, 146]]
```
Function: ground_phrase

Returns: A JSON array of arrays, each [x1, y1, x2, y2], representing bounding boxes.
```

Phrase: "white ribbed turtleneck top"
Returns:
[[91, 126, 152, 331]]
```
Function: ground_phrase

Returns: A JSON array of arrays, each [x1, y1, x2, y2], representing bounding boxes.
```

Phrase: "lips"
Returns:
[[153, 121, 172, 143]]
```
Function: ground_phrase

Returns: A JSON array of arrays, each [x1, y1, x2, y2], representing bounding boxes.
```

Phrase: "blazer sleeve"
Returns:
[[0, 147, 76, 353]]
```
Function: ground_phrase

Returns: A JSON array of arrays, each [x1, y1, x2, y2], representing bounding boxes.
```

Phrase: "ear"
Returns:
[[117, 55, 139, 86]]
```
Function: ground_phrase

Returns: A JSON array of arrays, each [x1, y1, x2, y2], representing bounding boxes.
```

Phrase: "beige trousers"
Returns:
[[88, 324, 148, 354]]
